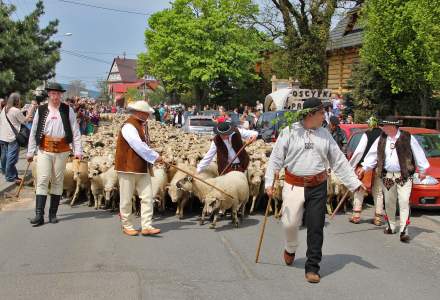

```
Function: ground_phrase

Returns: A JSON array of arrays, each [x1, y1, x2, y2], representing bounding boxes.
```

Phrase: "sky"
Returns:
[[8, 0, 172, 90], [7, 0, 345, 91]]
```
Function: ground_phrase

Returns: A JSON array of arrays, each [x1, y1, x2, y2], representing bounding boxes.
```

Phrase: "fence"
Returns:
[[395, 110, 440, 130]]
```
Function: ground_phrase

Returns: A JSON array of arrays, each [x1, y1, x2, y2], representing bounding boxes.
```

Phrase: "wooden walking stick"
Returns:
[[15, 161, 31, 198], [219, 141, 250, 176], [255, 172, 278, 263], [164, 161, 235, 199], [330, 190, 350, 220]]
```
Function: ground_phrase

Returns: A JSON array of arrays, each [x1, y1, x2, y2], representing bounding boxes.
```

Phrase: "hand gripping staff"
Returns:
[[255, 171, 279, 263], [219, 141, 250, 176]]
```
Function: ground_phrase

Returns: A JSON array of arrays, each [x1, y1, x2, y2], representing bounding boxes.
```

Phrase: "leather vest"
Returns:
[[114, 116, 153, 175]]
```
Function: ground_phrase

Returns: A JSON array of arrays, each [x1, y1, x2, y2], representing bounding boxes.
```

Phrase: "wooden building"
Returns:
[[326, 7, 363, 94], [106, 57, 158, 107]]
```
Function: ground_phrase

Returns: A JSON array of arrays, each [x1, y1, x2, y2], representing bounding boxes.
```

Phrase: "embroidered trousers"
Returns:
[[381, 172, 412, 234]]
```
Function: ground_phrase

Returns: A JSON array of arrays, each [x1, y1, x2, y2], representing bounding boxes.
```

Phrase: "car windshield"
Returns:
[[414, 134, 440, 157], [189, 119, 216, 127]]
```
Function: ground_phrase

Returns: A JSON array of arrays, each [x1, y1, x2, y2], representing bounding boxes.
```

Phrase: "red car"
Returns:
[[346, 126, 440, 208]]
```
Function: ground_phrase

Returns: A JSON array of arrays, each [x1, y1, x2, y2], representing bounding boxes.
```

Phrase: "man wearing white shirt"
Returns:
[[348, 117, 383, 225], [197, 122, 257, 175], [357, 116, 430, 243], [114, 101, 163, 237], [27, 82, 82, 226]]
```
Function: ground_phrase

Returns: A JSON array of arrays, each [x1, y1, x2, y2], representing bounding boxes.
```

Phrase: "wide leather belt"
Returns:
[[41, 135, 71, 153], [284, 168, 327, 187]]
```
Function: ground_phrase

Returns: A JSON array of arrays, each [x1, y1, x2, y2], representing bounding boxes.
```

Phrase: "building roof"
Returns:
[[327, 6, 363, 52], [107, 58, 139, 83]]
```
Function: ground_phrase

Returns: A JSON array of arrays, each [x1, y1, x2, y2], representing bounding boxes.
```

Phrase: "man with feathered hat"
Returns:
[[357, 116, 429, 243], [265, 97, 364, 283]]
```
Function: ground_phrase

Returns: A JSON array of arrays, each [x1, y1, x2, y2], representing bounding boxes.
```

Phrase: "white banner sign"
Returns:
[[290, 89, 332, 99]]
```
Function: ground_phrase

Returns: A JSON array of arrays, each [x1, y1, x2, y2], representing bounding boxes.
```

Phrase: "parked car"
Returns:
[[346, 127, 440, 208], [339, 123, 368, 140], [200, 110, 220, 118], [255, 110, 294, 142], [182, 115, 216, 135]]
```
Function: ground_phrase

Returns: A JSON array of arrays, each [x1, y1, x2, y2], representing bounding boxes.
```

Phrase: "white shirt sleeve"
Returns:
[[197, 141, 217, 173], [69, 107, 82, 156], [410, 135, 430, 174], [349, 133, 368, 169], [238, 127, 258, 139], [26, 109, 39, 157], [361, 138, 380, 171], [121, 123, 159, 164], [264, 129, 289, 188]]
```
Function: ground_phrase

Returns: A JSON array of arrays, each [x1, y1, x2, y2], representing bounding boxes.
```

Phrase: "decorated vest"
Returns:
[[35, 103, 73, 145], [213, 128, 249, 174], [376, 130, 415, 180]]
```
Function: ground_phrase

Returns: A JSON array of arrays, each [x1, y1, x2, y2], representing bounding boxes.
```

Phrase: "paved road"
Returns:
[[0, 192, 439, 300]]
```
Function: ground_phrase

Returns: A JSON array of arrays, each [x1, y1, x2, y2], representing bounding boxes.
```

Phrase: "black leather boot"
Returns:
[[30, 195, 47, 227], [49, 194, 61, 224]]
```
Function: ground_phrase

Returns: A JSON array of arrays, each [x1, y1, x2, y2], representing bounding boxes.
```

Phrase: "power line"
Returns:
[[58, 0, 151, 16], [63, 49, 139, 56], [60, 49, 112, 65]]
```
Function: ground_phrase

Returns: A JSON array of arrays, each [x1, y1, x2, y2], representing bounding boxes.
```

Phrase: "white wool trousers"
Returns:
[[118, 172, 154, 230], [35, 150, 70, 196], [281, 182, 305, 253], [380, 172, 412, 234], [353, 173, 384, 215]]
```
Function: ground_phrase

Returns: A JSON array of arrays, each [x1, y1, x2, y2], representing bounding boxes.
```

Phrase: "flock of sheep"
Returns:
[[30, 113, 351, 228]]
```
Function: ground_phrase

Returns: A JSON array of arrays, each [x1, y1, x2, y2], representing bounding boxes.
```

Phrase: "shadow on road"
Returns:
[[293, 254, 379, 278], [57, 208, 115, 221]]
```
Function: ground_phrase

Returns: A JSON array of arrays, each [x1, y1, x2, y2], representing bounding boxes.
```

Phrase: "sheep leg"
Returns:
[[199, 204, 207, 225], [179, 195, 189, 220], [240, 202, 246, 221], [232, 206, 239, 228], [209, 206, 221, 229], [175, 199, 181, 216], [93, 192, 99, 210], [249, 196, 256, 215], [70, 181, 81, 207]]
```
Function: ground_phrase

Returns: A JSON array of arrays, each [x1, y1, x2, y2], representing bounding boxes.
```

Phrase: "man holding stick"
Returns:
[[265, 98, 364, 284], [197, 121, 257, 175], [114, 101, 163, 236]]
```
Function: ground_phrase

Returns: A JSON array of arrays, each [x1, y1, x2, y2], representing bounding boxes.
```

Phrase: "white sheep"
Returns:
[[166, 163, 196, 219]]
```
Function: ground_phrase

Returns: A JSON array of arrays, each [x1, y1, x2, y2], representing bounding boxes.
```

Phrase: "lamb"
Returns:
[[203, 171, 250, 229], [88, 166, 119, 210], [166, 163, 196, 219], [247, 166, 264, 215], [151, 166, 168, 212], [70, 159, 91, 206]]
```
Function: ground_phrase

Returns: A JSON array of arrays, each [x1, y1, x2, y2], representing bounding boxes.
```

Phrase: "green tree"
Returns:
[[268, 0, 339, 88], [0, 1, 61, 96], [96, 78, 111, 102], [137, 0, 265, 105], [360, 0, 440, 119], [146, 85, 168, 106]]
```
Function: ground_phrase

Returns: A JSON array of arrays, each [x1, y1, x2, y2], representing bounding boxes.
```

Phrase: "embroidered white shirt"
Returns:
[[362, 130, 430, 174], [27, 105, 82, 157], [196, 128, 258, 173], [120, 123, 159, 164]]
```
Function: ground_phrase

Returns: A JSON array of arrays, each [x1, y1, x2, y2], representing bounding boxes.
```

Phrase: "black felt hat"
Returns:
[[380, 116, 403, 126], [45, 82, 66, 92], [303, 97, 323, 111], [214, 121, 234, 135]]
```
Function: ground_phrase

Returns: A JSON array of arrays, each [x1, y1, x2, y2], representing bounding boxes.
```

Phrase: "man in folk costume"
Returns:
[[196, 121, 257, 175], [265, 98, 364, 284], [357, 116, 429, 243], [115, 101, 163, 236], [27, 82, 82, 226], [349, 116, 384, 225]]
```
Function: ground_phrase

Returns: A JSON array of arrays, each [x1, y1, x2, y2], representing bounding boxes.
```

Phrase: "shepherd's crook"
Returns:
[[219, 142, 249, 176], [15, 162, 31, 198], [164, 162, 235, 199], [255, 172, 278, 263], [330, 190, 350, 220]]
